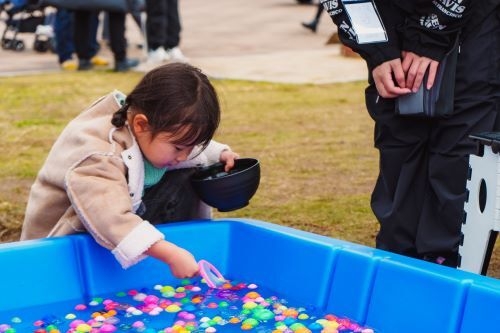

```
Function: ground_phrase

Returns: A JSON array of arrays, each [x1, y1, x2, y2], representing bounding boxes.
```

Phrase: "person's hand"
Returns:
[[166, 246, 199, 278], [401, 51, 439, 91], [145, 240, 199, 278], [219, 149, 240, 172], [372, 58, 412, 98]]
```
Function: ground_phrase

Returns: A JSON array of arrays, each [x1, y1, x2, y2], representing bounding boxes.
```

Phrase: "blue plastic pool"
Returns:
[[1, 219, 499, 333]]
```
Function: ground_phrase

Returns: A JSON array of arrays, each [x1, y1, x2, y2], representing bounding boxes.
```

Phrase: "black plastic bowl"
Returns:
[[191, 158, 260, 212]]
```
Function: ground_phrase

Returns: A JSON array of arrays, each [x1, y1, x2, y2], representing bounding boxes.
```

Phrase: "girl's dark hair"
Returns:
[[111, 63, 221, 150]]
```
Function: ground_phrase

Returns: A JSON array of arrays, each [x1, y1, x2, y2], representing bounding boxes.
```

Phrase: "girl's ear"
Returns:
[[131, 113, 150, 135]]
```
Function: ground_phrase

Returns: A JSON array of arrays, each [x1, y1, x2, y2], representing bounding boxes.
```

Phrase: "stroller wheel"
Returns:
[[33, 39, 48, 52], [14, 40, 25, 51], [2, 38, 13, 50]]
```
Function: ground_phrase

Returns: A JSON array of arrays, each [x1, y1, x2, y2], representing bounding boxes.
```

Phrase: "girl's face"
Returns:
[[131, 113, 195, 168]]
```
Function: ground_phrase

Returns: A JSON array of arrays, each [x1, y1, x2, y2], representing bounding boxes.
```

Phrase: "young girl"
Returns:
[[21, 63, 239, 278]]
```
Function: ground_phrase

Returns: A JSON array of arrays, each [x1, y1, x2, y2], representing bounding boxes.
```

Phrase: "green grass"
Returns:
[[1, 71, 498, 278]]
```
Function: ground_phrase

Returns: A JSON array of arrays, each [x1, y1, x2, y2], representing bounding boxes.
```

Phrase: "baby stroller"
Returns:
[[1, 0, 55, 52]]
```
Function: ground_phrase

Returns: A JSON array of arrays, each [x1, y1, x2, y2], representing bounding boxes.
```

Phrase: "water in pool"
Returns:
[[0, 277, 376, 333]]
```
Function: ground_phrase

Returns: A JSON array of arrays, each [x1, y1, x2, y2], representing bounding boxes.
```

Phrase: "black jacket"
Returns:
[[321, 0, 481, 69]]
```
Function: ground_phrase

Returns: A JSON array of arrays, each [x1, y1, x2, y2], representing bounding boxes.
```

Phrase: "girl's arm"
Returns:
[[145, 239, 199, 278]]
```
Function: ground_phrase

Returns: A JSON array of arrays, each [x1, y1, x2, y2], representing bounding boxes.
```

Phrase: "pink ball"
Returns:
[[183, 313, 195, 320], [144, 295, 160, 305], [75, 304, 87, 311], [99, 323, 117, 332], [0, 324, 11, 332], [132, 321, 145, 328], [69, 319, 86, 328]]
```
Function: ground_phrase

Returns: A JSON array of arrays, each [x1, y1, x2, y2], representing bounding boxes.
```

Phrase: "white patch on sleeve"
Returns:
[[111, 221, 164, 268], [342, 0, 387, 44]]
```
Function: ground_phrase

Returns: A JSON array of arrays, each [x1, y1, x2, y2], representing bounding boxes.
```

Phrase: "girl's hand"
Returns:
[[219, 149, 240, 172], [145, 240, 199, 278], [166, 246, 199, 278]]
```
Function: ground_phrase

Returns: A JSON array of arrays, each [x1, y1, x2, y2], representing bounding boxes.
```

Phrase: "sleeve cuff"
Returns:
[[111, 221, 164, 269], [203, 140, 230, 164]]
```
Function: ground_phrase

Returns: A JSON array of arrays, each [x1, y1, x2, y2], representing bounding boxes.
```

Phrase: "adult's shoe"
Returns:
[[61, 59, 77, 71], [114, 58, 140, 72], [301, 20, 318, 33], [167, 47, 188, 63], [78, 59, 93, 71], [91, 55, 110, 66], [147, 46, 169, 64]]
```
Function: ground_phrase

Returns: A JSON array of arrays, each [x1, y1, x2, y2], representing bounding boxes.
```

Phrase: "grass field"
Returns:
[[1, 71, 498, 278]]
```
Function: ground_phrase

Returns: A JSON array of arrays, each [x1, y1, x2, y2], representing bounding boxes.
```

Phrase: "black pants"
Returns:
[[367, 10, 500, 266], [139, 168, 202, 224], [145, 0, 181, 50], [73, 10, 127, 62]]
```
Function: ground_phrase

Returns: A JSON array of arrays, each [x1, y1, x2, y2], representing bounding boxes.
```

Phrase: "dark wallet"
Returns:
[[396, 35, 460, 118]]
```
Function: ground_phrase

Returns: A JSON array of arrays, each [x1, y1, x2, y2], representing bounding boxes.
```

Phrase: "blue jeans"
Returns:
[[54, 9, 100, 63], [54, 9, 74, 63]]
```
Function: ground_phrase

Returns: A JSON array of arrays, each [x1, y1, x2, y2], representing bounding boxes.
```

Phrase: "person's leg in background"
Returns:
[[301, 3, 324, 33], [107, 11, 139, 72], [73, 10, 94, 70], [164, 0, 187, 62], [145, 0, 169, 64], [54, 8, 76, 70], [88, 12, 110, 67]]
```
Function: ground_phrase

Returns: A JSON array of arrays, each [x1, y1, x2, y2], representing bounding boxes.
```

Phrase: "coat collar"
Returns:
[[120, 128, 144, 212]]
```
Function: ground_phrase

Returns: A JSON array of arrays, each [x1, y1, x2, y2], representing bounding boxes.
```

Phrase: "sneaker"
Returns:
[[114, 58, 140, 72], [91, 55, 110, 66], [61, 59, 77, 71], [166, 46, 188, 63], [147, 46, 169, 64]]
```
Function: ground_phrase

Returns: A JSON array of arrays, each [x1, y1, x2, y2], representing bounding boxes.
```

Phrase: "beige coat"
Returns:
[[21, 91, 229, 268]]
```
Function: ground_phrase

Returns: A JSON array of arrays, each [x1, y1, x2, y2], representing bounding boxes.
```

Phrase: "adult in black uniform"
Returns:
[[320, 0, 500, 267]]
